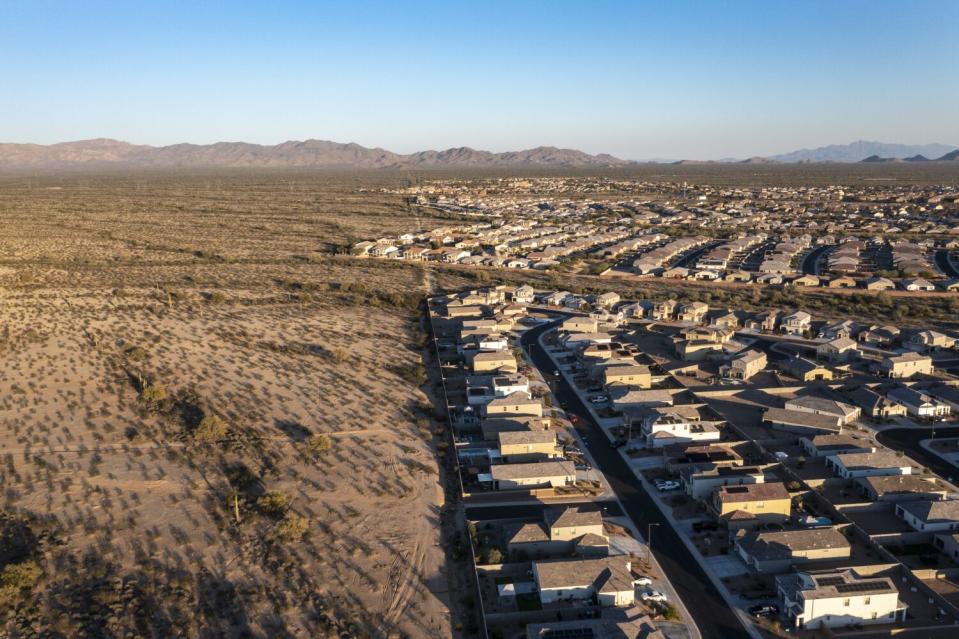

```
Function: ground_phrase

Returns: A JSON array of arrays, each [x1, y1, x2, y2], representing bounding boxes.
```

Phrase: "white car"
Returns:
[[656, 480, 680, 491], [632, 576, 653, 586], [774, 451, 789, 460], [641, 590, 667, 602]]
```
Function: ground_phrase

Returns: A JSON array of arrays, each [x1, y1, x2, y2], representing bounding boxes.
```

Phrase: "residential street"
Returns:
[[520, 318, 752, 639]]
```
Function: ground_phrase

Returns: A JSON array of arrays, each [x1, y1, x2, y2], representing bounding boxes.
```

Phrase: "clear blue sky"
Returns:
[[3, 0, 957, 159]]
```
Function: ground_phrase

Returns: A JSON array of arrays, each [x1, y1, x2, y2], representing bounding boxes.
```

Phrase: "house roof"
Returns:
[[498, 430, 556, 446], [856, 475, 946, 498], [736, 527, 850, 561], [764, 408, 842, 433], [831, 450, 911, 471], [785, 396, 859, 419], [546, 505, 603, 530], [717, 482, 790, 504], [533, 557, 633, 593], [898, 499, 959, 524], [490, 461, 575, 481]]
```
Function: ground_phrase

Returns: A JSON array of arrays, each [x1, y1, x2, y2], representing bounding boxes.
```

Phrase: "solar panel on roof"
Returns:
[[815, 576, 844, 586], [835, 581, 886, 593]]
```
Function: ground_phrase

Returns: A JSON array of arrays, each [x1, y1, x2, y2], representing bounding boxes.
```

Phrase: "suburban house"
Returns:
[[776, 570, 906, 630], [880, 353, 933, 378], [783, 396, 861, 427], [782, 311, 812, 335], [901, 277, 936, 292], [719, 349, 767, 381], [492, 375, 530, 398], [595, 292, 621, 308], [712, 482, 792, 530], [510, 284, 535, 304], [844, 386, 908, 420], [603, 364, 652, 389], [781, 357, 833, 382], [928, 385, 959, 413], [677, 301, 709, 323], [826, 451, 913, 479], [764, 408, 843, 436], [887, 386, 952, 418], [489, 461, 576, 489], [734, 527, 852, 573], [532, 557, 636, 607], [682, 465, 766, 500], [563, 316, 600, 334], [640, 405, 722, 449], [484, 392, 544, 418], [746, 309, 780, 332], [896, 500, 959, 533], [816, 337, 859, 364], [864, 276, 896, 291], [801, 434, 875, 458], [908, 330, 956, 352], [472, 350, 517, 373], [934, 533, 959, 563], [856, 475, 950, 503], [506, 506, 608, 558], [497, 430, 559, 462]]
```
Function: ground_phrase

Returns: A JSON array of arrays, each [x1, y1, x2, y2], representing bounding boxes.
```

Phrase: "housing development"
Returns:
[[427, 279, 959, 638]]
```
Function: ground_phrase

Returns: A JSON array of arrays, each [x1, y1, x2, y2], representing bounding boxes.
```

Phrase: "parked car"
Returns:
[[774, 451, 789, 461], [656, 480, 680, 492], [589, 396, 606, 404], [632, 576, 653, 586], [748, 604, 779, 618], [611, 439, 627, 449], [692, 521, 719, 532], [641, 590, 667, 603]]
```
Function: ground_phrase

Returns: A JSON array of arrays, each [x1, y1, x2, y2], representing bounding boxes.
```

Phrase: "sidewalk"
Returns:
[[533, 329, 705, 639]]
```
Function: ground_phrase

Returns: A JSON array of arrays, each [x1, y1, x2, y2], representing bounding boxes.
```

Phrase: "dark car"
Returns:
[[692, 521, 719, 532], [611, 439, 627, 449], [748, 604, 779, 617]]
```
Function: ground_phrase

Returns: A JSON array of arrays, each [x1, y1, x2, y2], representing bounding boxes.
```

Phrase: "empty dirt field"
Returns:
[[0, 172, 479, 639]]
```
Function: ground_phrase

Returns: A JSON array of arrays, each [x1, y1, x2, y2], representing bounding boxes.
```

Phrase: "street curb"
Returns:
[[536, 328, 704, 639]]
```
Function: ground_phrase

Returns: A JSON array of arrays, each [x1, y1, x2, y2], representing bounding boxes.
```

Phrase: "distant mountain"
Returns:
[[937, 150, 959, 162], [904, 154, 930, 162], [860, 154, 901, 164], [771, 141, 958, 163], [0, 138, 630, 169]]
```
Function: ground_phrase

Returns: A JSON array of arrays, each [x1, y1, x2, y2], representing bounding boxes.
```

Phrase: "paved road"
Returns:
[[876, 426, 959, 483], [521, 319, 751, 639], [800, 245, 831, 275], [934, 249, 959, 278], [672, 240, 725, 269]]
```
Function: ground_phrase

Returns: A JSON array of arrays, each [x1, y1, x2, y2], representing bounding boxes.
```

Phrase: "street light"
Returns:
[[646, 522, 660, 569]]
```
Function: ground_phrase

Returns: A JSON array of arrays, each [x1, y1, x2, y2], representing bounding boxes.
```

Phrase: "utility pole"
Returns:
[[646, 522, 660, 569]]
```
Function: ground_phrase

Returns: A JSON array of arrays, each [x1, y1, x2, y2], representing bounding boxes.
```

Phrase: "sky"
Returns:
[[2, 0, 958, 160]]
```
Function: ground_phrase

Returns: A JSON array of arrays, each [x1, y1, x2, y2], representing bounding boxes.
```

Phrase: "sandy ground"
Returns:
[[0, 173, 462, 638]]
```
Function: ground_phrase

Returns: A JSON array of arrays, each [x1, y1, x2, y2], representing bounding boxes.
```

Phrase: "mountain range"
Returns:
[[0, 138, 629, 169], [1, 138, 957, 169], [769, 140, 959, 163]]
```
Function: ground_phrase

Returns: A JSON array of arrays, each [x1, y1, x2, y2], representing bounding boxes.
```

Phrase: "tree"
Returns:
[[485, 548, 503, 565], [193, 415, 227, 443]]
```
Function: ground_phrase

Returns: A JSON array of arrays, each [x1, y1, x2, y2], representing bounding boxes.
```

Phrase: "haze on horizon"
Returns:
[[3, 0, 958, 161]]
